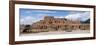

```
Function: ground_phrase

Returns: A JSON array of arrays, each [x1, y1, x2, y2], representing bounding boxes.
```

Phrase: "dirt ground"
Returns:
[[20, 30, 90, 36]]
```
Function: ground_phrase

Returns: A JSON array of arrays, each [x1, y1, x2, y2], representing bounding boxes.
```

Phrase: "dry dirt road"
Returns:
[[20, 30, 90, 36]]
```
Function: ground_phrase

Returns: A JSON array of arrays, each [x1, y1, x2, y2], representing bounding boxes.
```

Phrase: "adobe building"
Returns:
[[32, 16, 90, 31]]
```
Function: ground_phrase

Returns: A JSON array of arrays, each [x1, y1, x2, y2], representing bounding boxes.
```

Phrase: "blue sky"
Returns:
[[19, 8, 90, 25]]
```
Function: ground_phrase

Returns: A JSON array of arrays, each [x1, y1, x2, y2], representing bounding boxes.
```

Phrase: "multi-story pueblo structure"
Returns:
[[21, 16, 90, 33]]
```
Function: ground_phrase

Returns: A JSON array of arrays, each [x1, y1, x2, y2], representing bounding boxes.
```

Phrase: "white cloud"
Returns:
[[20, 16, 40, 25], [65, 12, 90, 21], [20, 14, 49, 25], [79, 12, 90, 21], [36, 14, 47, 17], [55, 16, 64, 18]]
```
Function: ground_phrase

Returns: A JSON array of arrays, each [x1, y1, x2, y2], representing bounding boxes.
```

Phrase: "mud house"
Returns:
[[31, 16, 90, 32]]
